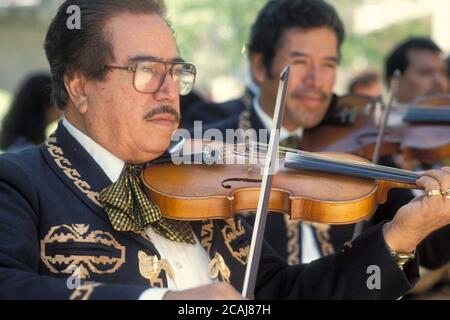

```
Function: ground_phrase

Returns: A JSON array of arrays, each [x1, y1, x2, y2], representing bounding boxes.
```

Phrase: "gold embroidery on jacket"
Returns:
[[222, 218, 249, 265], [283, 214, 301, 265], [200, 220, 214, 254], [208, 252, 231, 283], [69, 282, 101, 300], [45, 136, 101, 207], [138, 251, 174, 287], [40, 224, 125, 279], [312, 223, 335, 256]]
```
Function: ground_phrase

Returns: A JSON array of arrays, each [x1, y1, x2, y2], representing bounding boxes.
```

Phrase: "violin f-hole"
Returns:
[[221, 178, 262, 189]]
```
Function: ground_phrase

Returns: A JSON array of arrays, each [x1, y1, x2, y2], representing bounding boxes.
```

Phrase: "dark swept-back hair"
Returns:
[[385, 37, 442, 84], [0, 73, 52, 150], [44, 0, 167, 110], [248, 0, 345, 74]]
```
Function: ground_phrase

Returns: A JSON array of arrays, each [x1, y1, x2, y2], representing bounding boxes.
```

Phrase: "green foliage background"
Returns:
[[167, 0, 431, 94]]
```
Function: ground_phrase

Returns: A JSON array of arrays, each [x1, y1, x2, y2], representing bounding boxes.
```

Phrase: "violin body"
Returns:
[[303, 113, 399, 160], [401, 125, 450, 164], [304, 121, 450, 165], [399, 97, 450, 163]]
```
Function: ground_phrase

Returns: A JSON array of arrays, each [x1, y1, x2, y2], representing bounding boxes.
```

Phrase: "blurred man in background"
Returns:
[[0, 73, 61, 152], [347, 70, 383, 97], [385, 37, 449, 104]]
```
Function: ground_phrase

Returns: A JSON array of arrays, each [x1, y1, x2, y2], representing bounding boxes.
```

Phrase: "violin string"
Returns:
[[245, 142, 419, 179], [284, 152, 418, 184], [205, 141, 419, 180], [289, 153, 419, 181]]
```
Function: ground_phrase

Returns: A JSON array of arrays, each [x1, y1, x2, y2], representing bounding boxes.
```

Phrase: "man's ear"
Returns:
[[64, 72, 89, 114], [250, 53, 269, 86]]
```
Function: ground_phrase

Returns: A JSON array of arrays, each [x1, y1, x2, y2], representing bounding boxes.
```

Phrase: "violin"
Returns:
[[302, 94, 395, 160], [302, 94, 450, 165], [397, 95, 450, 163], [412, 94, 450, 107], [142, 139, 420, 225]]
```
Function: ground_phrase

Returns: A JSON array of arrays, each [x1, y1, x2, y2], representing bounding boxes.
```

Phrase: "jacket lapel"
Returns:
[[41, 122, 159, 253], [41, 123, 109, 215]]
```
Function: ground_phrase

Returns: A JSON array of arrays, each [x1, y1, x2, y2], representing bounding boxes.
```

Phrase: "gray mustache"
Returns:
[[144, 105, 181, 123]]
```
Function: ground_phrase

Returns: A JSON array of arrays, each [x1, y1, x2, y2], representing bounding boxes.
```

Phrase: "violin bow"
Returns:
[[242, 67, 290, 299], [352, 69, 401, 240], [372, 69, 401, 164]]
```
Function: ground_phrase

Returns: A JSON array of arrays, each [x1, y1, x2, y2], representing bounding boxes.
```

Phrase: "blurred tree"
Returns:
[[168, 0, 432, 97], [167, 0, 266, 96], [329, 0, 430, 71], [0, 89, 12, 140]]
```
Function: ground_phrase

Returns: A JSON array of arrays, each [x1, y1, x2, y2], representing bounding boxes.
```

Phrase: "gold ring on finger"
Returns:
[[441, 188, 450, 199], [427, 189, 442, 198]]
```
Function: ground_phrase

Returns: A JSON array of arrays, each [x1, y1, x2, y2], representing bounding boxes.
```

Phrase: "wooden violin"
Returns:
[[142, 139, 420, 225], [302, 94, 450, 165]]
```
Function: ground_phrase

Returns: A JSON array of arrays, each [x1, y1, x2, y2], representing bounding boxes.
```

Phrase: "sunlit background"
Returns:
[[1, 0, 449, 124]]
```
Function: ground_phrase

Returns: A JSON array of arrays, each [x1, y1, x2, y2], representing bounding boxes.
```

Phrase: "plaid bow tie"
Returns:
[[99, 164, 195, 244]]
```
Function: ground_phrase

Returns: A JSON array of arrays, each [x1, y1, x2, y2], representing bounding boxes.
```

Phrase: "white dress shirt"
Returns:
[[62, 119, 213, 300], [252, 98, 321, 263]]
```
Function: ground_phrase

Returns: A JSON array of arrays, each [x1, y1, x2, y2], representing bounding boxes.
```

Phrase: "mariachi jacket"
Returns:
[[0, 123, 419, 300]]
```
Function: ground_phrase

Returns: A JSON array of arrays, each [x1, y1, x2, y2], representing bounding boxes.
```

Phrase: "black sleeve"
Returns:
[[0, 157, 148, 300], [418, 225, 450, 270], [250, 219, 420, 300]]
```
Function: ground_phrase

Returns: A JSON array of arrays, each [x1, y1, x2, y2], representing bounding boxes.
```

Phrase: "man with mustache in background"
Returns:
[[184, 0, 372, 265]]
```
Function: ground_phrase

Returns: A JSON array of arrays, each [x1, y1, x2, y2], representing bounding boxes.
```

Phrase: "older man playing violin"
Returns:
[[0, 0, 449, 300]]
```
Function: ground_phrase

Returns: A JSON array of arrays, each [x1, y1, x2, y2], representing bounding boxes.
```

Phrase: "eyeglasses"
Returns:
[[105, 60, 196, 96]]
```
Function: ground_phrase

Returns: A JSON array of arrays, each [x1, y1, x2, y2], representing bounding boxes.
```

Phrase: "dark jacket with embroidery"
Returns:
[[0, 123, 419, 300]]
